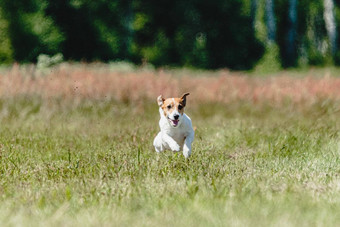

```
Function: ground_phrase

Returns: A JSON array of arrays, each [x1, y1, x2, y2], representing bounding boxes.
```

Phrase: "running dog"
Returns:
[[153, 93, 194, 158]]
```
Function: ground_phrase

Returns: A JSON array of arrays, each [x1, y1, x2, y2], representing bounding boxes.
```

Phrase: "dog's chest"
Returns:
[[166, 128, 186, 144]]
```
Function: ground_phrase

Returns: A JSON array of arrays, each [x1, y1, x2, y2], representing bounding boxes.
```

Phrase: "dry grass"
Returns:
[[1, 64, 340, 106]]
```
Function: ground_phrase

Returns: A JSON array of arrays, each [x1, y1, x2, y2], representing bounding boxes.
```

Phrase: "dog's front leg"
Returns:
[[153, 132, 164, 153], [183, 131, 194, 158], [162, 133, 181, 152]]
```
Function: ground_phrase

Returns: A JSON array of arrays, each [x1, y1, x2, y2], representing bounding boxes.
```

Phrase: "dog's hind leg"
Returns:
[[183, 130, 194, 158]]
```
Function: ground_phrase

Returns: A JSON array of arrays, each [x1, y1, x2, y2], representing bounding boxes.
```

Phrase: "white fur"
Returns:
[[153, 107, 195, 158]]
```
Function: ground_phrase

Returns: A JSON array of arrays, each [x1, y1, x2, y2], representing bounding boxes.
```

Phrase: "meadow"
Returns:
[[0, 64, 340, 226]]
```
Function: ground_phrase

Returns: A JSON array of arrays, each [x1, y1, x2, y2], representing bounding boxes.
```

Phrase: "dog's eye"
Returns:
[[178, 105, 183, 110], [167, 105, 171, 109]]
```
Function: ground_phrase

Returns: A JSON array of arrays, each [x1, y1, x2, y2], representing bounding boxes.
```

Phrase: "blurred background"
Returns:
[[0, 0, 339, 71]]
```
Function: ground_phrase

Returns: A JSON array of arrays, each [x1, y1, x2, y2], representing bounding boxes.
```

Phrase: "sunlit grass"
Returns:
[[0, 95, 339, 226]]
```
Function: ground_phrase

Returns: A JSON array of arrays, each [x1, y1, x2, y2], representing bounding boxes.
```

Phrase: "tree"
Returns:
[[323, 0, 337, 56], [265, 0, 276, 43], [286, 0, 298, 66], [0, 7, 13, 63], [251, 0, 258, 30], [0, 0, 64, 62]]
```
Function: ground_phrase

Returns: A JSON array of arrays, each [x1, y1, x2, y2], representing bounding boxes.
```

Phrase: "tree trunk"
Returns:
[[122, 0, 134, 60], [265, 0, 276, 43], [251, 0, 257, 31], [286, 0, 298, 66], [323, 0, 337, 56]]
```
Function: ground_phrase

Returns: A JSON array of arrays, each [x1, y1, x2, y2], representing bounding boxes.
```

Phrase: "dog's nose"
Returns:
[[174, 115, 179, 120]]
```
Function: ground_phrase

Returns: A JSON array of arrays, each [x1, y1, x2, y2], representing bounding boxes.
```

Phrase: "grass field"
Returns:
[[1, 64, 340, 226]]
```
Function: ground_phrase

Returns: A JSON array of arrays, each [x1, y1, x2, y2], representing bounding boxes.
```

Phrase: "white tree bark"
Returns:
[[323, 0, 337, 56]]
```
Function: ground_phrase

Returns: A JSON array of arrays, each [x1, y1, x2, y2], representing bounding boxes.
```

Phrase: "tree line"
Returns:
[[0, 0, 339, 70]]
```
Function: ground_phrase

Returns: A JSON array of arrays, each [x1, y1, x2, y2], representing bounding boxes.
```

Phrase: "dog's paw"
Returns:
[[183, 145, 191, 158], [169, 142, 181, 152], [154, 146, 162, 153]]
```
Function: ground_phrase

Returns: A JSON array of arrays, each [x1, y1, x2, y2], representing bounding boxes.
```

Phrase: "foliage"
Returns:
[[0, 0, 64, 62], [254, 43, 281, 73], [0, 0, 263, 69], [0, 1, 340, 69], [0, 8, 13, 63], [37, 53, 63, 69]]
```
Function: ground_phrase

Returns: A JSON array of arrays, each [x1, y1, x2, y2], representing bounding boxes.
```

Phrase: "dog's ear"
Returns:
[[157, 95, 165, 107], [180, 92, 190, 107]]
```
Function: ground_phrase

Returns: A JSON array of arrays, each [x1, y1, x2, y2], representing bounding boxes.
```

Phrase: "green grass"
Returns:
[[0, 97, 340, 226]]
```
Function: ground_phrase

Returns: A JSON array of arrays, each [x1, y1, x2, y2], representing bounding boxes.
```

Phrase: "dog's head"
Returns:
[[157, 93, 190, 128]]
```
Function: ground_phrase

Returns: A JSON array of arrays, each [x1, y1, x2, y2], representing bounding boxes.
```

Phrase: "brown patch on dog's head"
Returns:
[[161, 98, 176, 117], [173, 92, 189, 115]]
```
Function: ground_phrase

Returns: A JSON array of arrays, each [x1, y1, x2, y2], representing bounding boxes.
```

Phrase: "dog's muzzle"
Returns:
[[168, 117, 179, 127]]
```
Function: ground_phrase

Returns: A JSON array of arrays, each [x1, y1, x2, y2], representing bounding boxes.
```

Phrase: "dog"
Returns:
[[153, 93, 194, 158]]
